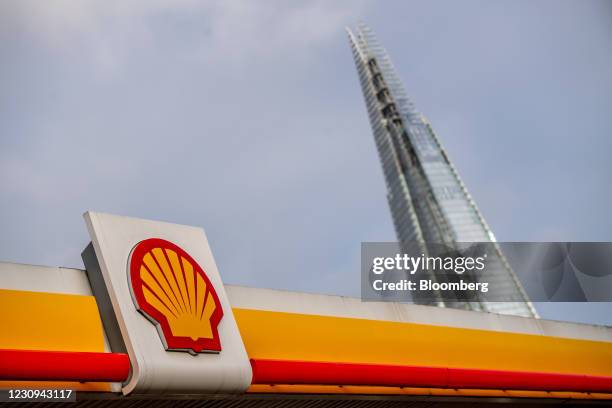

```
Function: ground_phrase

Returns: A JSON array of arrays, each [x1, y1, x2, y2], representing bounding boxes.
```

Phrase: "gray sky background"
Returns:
[[1, 1, 611, 324]]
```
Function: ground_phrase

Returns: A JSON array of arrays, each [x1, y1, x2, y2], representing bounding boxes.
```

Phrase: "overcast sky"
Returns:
[[1, 0, 611, 325]]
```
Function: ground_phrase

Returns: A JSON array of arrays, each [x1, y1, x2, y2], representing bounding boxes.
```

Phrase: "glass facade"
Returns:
[[348, 23, 537, 317]]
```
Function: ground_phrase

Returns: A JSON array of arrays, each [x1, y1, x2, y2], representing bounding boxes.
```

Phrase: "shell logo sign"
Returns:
[[129, 238, 223, 354]]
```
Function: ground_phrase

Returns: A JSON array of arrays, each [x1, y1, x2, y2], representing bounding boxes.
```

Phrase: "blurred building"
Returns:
[[347, 23, 536, 317]]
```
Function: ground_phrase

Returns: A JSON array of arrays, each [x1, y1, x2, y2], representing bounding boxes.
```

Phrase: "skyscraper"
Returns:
[[348, 23, 537, 317]]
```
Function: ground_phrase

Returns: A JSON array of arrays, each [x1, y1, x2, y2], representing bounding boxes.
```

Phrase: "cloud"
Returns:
[[2, 0, 367, 78], [0, 0, 376, 288], [0, 0, 610, 325]]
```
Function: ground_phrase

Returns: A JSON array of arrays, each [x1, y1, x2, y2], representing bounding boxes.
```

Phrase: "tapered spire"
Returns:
[[348, 23, 537, 317]]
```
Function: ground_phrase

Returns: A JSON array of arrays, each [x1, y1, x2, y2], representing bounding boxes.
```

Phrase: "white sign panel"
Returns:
[[83, 211, 252, 394]]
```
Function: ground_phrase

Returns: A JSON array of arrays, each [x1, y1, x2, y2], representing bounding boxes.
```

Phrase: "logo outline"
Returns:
[[128, 238, 224, 355]]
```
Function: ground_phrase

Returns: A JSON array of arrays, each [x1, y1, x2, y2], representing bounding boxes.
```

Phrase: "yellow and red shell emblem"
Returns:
[[129, 238, 223, 354]]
